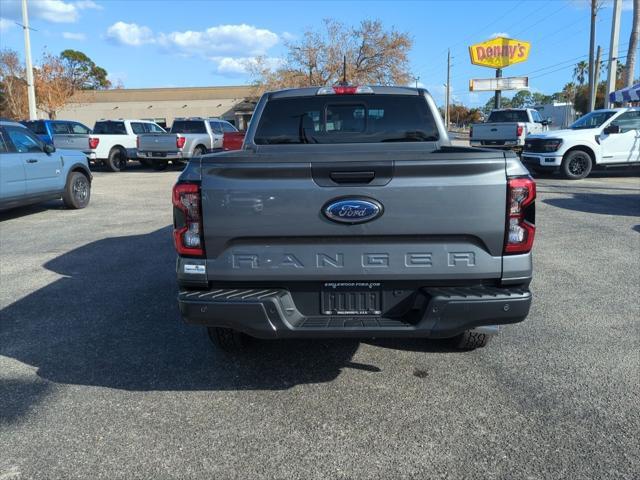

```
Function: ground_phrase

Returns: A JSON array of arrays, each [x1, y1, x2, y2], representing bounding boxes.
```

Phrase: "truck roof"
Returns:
[[267, 85, 425, 99]]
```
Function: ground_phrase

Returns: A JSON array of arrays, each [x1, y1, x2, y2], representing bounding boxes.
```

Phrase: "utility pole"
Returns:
[[21, 0, 37, 120], [605, 0, 622, 108], [591, 45, 602, 111], [445, 48, 450, 129], [587, 0, 598, 113]]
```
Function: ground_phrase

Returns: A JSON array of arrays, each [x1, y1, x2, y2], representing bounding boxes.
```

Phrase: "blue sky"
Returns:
[[0, 0, 636, 107]]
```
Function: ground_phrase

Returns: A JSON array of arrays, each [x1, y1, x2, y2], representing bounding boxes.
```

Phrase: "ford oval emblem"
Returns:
[[323, 198, 383, 224]]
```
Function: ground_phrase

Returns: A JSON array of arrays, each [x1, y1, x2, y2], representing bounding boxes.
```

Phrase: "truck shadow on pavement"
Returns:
[[0, 226, 385, 406], [543, 192, 640, 217]]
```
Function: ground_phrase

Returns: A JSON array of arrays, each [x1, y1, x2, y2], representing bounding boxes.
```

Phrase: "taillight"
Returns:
[[504, 176, 536, 255], [172, 183, 204, 257], [516, 125, 524, 137], [317, 85, 374, 95], [176, 136, 186, 149], [89, 137, 99, 149]]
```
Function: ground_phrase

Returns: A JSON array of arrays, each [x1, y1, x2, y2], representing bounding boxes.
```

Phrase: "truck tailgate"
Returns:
[[199, 147, 507, 282], [53, 134, 90, 154], [138, 134, 178, 152], [473, 123, 517, 141]]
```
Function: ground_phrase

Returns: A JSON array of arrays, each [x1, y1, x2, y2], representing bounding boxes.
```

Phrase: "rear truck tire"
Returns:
[[207, 327, 249, 352], [62, 171, 91, 209], [152, 160, 169, 171], [561, 150, 592, 180], [193, 146, 205, 157], [453, 330, 491, 350], [106, 147, 127, 172]]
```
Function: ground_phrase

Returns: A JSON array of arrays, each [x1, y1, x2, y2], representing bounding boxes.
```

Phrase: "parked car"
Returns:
[[522, 107, 640, 179], [0, 120, 92, 211], [173, 85, 536, 352], [470, 108, 551, 152], [21, 119, 93, 157], [136, 117, 239, 170], [89, 119, 166, 172]]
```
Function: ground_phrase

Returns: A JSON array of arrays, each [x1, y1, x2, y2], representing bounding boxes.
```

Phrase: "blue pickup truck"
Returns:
[[21, 119, 93, 157]]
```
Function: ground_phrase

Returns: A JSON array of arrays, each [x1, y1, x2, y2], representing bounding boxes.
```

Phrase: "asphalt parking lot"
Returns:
[[1, 164, 639, 480]]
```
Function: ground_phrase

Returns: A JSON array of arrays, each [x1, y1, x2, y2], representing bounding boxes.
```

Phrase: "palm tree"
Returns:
[[573, 61, 589, 85]]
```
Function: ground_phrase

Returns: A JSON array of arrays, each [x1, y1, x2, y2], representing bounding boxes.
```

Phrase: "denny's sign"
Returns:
[[468, 36, 531, 69]]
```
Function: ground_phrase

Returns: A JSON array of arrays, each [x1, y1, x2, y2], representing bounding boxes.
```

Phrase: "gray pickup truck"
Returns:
[[137, 117, 238, 169], [471, 108, 550, 152], [173, 85, 536, 352]]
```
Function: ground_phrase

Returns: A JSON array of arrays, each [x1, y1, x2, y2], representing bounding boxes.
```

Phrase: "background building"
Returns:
[[57, 85, 256, 130]]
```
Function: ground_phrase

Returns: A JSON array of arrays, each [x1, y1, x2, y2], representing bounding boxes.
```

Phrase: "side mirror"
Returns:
[[604, 124, 620, 135], [43, 143, 56, 154]]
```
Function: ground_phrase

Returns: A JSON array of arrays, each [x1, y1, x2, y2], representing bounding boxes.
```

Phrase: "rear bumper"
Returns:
[[470, 140, 521, 149], [137, 150, 184, 160], [178, 286, 531, 339]]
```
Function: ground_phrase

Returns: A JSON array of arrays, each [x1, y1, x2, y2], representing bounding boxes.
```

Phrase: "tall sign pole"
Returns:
[[22, 0, 37, 120], [494, 68, 502, 109], [605, 0, 622, 108]]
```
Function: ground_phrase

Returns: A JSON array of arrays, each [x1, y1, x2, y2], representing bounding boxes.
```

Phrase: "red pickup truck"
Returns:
[[223, 131, 245, 151]]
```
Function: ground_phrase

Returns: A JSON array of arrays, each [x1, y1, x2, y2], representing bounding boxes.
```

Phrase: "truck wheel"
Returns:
[[207, 327, 249, 352], [62, 172, 91, 209], [106, 148, 127, 172], [561, 150, 592, 180], [193, 146, 205, 157], [152, 160, 169, 171], [453, 330, 491, 350]]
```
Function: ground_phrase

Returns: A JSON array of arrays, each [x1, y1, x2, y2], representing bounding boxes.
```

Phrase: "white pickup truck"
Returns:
[[88, 119, 166, 171], [522, 107, 640, 179], [470, 108, 551, 152]]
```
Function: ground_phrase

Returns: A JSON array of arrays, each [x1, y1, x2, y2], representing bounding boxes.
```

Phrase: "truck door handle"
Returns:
[[330, 171, 375, 184], [27, 158, 38, 163]]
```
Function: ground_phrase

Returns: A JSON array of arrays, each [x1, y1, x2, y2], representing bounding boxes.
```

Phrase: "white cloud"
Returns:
[[213, 56, 284, 76], [0, 0, 79, 23], [62, 31, 86, 40], [281, 31, 297, 42], [106, 21, 155, 46], [75, 0, 102, 9], [0, 17, 15, 31], [157, 24, 279, 57], [491, 32, 510, 39]]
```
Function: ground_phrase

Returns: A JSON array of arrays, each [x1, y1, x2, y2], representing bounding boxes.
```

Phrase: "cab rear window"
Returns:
[[253, 94, 439, 144], [22, 121, 47, 135], [93, 121, 126, 134], [487, 111, 529, 123], [171, 121, 207, 134]]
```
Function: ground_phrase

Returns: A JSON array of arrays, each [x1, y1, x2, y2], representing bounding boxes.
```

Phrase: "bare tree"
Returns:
[[0, 49, 29, 120], [249, 19, 412, 94], [624, 0, 639, 87], [35, 53, 75, 119]]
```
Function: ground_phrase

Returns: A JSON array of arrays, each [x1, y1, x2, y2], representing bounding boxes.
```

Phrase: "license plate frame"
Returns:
[[151, 152, 166, 158], [321, 282, 382, 315]]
